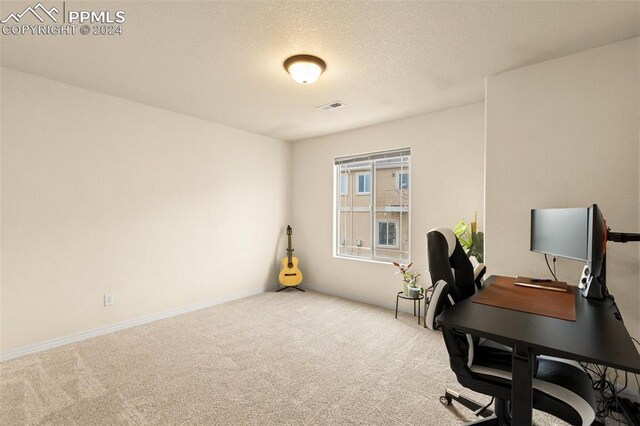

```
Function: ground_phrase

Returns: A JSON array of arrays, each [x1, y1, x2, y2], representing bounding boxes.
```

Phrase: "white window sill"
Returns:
[[333, 254, 406, 265]]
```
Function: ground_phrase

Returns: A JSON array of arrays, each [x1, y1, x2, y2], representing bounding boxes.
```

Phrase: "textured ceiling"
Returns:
[[1, 1, 639, 141]]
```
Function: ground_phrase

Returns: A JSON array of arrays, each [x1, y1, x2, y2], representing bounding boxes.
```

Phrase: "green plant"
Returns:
[[404, 271, 421, 287], [471, 230, 484, 263], [453, 216, 484, 263], [453, 220, 473, 251], [392, 262, 422, 287]]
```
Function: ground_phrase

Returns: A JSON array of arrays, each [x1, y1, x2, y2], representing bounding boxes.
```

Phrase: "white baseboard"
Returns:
[[0, 287, 264, 362], [303, 283, 416, 314]]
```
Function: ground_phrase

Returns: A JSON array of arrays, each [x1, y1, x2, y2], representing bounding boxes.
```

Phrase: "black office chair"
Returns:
[[425, 228, 596, 426], [424, 228, 486, 329]]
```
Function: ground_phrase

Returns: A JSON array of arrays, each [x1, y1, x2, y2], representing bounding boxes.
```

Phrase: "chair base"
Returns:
[[464, 415, 499, 425], [440, 389, 512, 425], [440, 388, 494, 418]]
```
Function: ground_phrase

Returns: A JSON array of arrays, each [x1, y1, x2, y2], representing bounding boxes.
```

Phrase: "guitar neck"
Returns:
[[287, 235, 293, 265]]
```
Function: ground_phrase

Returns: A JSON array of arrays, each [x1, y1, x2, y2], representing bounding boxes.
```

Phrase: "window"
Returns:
[[396, 172, 409, 190], [334, 148, 410, 263], [340, 174, 349, 195], [377, 220, 398, 247], [356, 173, 371, 194]]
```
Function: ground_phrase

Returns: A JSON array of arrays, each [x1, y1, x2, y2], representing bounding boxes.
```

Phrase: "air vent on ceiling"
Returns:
[[317, 101, 345, 111]]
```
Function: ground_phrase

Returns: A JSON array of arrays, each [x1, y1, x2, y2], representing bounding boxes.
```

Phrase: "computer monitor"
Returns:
[[530, 204, 607, 297], [530, 207, 590, 262]]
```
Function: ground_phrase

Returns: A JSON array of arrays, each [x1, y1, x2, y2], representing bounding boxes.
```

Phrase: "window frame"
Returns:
[[376, 219, 399, 248], [333, 148, 411, 264], [396, 171, 409, 190], [356, 172, 371, 195], [340, 174, 349, 195]]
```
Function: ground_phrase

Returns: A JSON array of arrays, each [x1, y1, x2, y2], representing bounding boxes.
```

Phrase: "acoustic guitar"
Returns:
[[277, 226, 304, 291]]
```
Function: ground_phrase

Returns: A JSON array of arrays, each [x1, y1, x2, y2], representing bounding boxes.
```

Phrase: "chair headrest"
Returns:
[[427, 227, 457, 258]]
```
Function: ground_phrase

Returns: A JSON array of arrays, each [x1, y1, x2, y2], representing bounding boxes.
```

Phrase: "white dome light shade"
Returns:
[[288, 62, 322, 84], [284, 55, 326, 85]]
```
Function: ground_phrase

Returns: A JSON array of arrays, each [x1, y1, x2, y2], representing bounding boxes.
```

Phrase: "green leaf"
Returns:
[[453, 218, 485, 262]]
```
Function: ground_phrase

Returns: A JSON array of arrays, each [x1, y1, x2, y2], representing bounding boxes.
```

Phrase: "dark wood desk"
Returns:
[[437, 275, 640, 425]]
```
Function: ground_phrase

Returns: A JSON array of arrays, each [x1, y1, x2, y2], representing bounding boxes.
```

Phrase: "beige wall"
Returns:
[[485, 38, 640, 336], [0, 68, 290, 353], [291, 102, 485, 309], [6, 38, 636, 356]]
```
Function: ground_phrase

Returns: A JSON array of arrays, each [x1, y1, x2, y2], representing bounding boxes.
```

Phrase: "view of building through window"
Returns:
[[335, 149, 410, 262]]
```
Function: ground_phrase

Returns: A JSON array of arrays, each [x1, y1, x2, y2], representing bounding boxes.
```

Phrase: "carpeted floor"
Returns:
[[0, 291, 566, 425]]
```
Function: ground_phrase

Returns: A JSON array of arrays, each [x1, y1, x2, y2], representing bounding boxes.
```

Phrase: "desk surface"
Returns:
[[437, 275, 640, 373]]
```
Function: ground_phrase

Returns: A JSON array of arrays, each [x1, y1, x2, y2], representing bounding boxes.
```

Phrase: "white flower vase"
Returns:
[[402, 280, 410, 296]]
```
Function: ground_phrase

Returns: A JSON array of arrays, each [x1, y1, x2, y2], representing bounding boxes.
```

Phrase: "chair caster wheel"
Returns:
[[440, 395, 452, 406]]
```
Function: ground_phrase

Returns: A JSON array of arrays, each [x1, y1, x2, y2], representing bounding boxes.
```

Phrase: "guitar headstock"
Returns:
[[287, 225, 292, 236]]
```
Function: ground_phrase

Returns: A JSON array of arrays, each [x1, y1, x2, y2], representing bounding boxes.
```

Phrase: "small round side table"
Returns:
[[395, 291, 425, 325]]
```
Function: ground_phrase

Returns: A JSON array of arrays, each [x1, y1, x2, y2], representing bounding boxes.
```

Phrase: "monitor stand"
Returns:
[[582, 230, 640, 300], [582, 276, 604, 299], [582, 255, 605, 300]]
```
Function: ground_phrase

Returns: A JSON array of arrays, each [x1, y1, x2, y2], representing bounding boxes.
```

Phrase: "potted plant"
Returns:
[[392, 262, 422, 297], [407, 276, 422, 298]]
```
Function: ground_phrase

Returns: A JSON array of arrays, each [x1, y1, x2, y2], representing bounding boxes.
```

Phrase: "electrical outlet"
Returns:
[[104, 294, 114, 307], [315, 266, 321, 275]]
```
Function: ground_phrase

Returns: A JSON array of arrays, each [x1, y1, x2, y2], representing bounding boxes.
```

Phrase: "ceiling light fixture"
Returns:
[[284, 54, 326, 85]]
